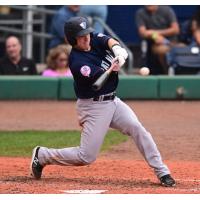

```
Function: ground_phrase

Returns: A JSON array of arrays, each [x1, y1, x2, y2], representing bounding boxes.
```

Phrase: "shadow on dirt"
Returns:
[[2, 176, 160, 188]]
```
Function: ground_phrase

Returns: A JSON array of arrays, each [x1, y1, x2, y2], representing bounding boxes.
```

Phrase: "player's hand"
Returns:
[[112, 55, 125, 71], [112, 45, 128, 60]]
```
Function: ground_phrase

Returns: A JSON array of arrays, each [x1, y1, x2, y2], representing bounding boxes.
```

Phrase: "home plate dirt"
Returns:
[[61, 190, 107, 194]]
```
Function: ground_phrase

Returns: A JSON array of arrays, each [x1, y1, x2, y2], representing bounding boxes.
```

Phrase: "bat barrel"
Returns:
[[92, 72, 110, 91]]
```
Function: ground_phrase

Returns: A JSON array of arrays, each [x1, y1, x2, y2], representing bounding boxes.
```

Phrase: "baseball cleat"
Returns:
[[160, 174, 176, 187], [30, 146, 44, 179]]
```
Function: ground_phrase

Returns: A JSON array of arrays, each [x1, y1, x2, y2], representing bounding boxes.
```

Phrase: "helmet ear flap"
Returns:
[[66, 35, 76, 46], [71, 37, 77, 46], [65, 32, 76, 46]]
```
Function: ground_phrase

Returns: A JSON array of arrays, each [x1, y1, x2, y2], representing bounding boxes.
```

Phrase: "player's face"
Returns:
[[75, 34, 91, 51]]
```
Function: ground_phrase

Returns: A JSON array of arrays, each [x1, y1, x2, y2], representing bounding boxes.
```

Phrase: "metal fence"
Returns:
[[0, 5, 133, 74]]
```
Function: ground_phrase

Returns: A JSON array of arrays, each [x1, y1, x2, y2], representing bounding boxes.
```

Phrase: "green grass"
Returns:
[[0, 130, 128, 157]]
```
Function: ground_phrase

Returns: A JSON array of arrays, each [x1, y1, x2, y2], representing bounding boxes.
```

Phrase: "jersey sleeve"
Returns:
[[93, 33, 112, 50]]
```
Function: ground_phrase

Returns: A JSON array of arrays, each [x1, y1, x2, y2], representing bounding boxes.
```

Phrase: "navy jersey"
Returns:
[[69, 33, 118, 99]]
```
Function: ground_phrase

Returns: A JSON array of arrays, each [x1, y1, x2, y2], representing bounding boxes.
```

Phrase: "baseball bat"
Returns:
[[92, 60, 118, 91]]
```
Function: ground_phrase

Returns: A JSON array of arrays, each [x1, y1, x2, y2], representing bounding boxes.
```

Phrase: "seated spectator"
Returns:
[[0, 36, 37, 75], [79, 5, 108, 33], [135, 6, 180, 74], [49, 5, 80, 49], [166, 6, 200, 75], [178, 20, 192, 45], [42, 44, 72, 77], [191, 6, 200, 46]]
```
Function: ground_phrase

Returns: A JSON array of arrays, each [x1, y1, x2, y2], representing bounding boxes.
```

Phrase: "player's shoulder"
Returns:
[[69, 50, 86, 70], [91, 32, 110, 41], [68, 50, 77, 66], [91, 32, 111, 49], [93, 32, 107, 38]]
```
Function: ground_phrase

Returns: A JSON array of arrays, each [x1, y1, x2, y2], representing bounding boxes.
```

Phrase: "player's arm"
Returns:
[[107, 38, 128, 70]]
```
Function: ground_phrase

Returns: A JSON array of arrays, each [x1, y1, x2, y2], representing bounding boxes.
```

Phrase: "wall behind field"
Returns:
[[1, 76, 200, 100]]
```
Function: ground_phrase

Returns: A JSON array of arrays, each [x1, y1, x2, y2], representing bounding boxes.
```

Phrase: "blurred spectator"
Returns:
[[79, 5, 108, 33], [135, 6, 180, 74], [0, 6, 22, 19], [191, 6, 200, 46], [0, 36, 37, 75], [178, 20, 193, 45], [42, 44, 72, 77], [0, 6, 11, 16], [166, 6, 200, 75], [49, 5, 80, 49], [0, 6, 22, 58]]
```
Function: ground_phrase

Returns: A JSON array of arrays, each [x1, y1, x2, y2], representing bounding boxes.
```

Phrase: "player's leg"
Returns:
[[110, 97, 171, 179], [31, 99, 116, 178]]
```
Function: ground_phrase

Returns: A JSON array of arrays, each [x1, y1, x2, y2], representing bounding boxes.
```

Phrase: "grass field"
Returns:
[[0, 130, 128, 157]]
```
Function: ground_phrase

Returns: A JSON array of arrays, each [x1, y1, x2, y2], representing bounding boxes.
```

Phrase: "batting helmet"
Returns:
[[64, 16, 94, 46]]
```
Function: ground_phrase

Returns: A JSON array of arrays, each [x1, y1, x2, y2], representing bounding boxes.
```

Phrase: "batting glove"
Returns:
[[112, 44, 128, 60]]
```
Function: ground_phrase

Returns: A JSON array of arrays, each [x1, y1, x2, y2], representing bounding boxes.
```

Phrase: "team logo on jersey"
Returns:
[[80, 22, 86, 29], [80, 65, 91, 77], [97, 33, 105, 37]]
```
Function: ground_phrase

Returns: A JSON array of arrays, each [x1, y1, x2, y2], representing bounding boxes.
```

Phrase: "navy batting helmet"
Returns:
[[64, 16, 94, 46]]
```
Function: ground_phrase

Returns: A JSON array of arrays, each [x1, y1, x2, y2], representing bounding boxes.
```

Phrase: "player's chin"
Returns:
[[82, 45, 90, 51]]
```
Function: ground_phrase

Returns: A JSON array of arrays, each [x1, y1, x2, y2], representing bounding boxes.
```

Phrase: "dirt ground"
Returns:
[[0, 100, 200, 194]]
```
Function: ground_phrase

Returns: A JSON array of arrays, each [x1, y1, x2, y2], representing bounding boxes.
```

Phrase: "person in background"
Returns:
[[79, 5, 108, 33], [49, 5, 80, 49], [135, 5, 180, 74], [0, 35, 37, 75], [42, 44, 72, 77], [191, 6, 200, 46]]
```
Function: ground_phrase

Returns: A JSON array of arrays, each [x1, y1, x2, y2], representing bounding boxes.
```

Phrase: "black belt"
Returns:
[[93, 92, 116, 101]]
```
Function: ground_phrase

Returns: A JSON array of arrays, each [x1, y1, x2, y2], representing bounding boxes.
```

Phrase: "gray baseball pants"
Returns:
[[38, 97, 170, 178]]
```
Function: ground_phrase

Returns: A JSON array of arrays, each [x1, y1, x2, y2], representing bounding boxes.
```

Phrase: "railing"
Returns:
[[0, 5, 55, 62], [0, 6, 134, 74]]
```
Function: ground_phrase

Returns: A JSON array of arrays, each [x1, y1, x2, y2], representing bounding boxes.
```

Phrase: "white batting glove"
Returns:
[[112, 44, 128, 60], [112, 55, 125, 71]]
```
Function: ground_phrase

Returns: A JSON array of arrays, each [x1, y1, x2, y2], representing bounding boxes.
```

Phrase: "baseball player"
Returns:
[[30, 16, 175, 187]]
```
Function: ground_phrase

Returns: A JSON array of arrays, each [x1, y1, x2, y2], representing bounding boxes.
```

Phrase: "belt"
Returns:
[[93, 92, 116, 101]]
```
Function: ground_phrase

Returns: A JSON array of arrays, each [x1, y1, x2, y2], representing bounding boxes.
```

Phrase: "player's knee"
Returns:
[[78, 152, 97, 165], [80, 157, 96, 165]]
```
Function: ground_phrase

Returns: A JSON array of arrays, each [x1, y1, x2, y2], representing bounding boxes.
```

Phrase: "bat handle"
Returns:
[[92, 59, 119, 91], [108, 59, 119, 73]]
